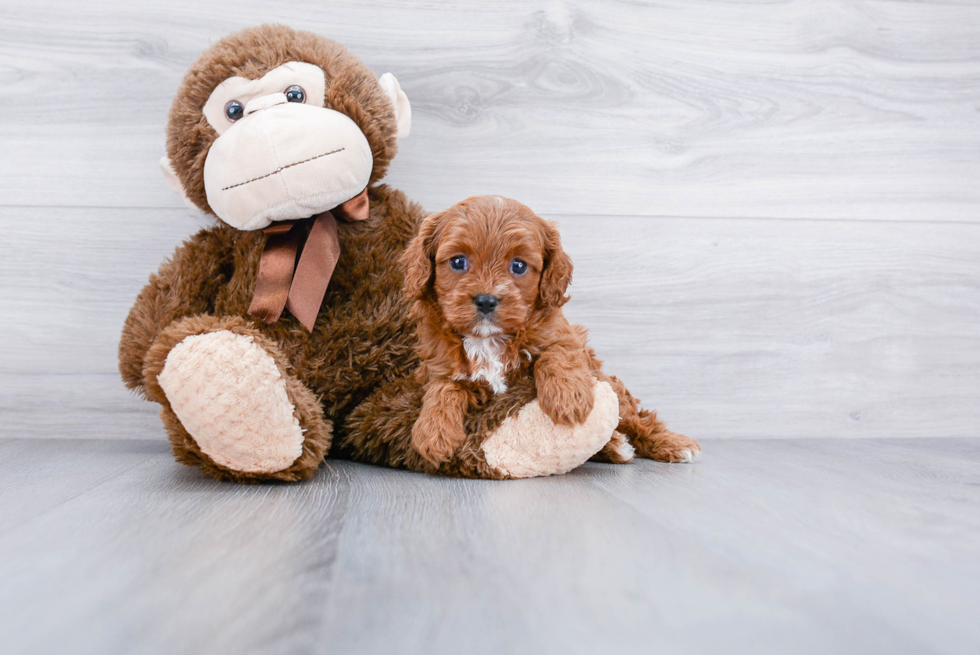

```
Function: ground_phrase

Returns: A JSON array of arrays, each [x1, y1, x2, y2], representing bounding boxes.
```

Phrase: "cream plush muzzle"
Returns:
[[203, 103, 374, 230]]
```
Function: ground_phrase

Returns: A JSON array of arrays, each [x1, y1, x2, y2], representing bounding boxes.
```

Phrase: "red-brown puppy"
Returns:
[[401, 195, 700, 467]]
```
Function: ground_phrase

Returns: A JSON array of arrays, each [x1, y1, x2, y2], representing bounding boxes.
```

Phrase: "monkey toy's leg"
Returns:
[[139, 315, 332, 482], [601, 374, 701, 463]]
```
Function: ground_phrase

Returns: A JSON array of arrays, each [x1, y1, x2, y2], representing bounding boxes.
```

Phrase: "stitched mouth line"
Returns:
[[222, 148, 346, 191]]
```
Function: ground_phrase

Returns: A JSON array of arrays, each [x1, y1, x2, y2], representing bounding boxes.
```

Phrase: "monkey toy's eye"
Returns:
[[449, 256, 468, 272], [284, 85, 306, 103], [510, 259, 528, 276], [224, 100, 244, 122]]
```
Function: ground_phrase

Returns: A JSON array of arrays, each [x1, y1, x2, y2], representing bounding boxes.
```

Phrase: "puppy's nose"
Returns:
[[473, 294, 499, 315]]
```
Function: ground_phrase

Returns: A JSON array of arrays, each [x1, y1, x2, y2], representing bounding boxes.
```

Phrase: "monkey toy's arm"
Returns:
[[118, 227, 232, 400], [342, 370, 621, 479]]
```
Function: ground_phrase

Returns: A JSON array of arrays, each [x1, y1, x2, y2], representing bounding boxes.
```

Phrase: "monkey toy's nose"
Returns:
[[244, 92, 288, 116], [473, 294, 499, 315]]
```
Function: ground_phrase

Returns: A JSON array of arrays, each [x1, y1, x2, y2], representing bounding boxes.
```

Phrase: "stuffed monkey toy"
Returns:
[[119, 24, 622, 482]]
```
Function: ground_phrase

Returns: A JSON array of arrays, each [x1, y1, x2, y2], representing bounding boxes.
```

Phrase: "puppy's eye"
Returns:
[[224, 100, 244, 122], [449, 256, 468, 272], [510, 259, 528, 276], [285, 85, 306, 103]]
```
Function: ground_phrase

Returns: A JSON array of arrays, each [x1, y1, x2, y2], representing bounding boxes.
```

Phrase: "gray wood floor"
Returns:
[[2, 437, 978, 655]]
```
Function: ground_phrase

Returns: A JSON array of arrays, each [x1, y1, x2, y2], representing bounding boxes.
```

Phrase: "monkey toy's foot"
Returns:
[[480, 381, 620, 478], [147, 317, 331, 482]]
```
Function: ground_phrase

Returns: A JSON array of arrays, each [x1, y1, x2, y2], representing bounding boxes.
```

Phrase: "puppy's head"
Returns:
[[401, 195, 572, 338]]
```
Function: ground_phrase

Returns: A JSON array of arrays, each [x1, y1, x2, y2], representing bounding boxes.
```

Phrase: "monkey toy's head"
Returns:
[[161, 24, 411, 230]]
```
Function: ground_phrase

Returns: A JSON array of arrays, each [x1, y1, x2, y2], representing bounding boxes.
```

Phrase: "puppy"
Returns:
[[400, 195, 701, 468]]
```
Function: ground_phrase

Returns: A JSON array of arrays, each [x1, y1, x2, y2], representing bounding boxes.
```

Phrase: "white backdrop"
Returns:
[[1, 0, 978, 440]]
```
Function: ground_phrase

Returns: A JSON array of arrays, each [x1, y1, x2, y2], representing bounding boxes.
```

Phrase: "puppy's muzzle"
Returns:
[[473, 294, 499, 315]]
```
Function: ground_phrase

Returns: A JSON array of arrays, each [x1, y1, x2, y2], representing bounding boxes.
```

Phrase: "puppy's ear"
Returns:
[[539, 220, 573, 308], [401, 209, 449, 300]]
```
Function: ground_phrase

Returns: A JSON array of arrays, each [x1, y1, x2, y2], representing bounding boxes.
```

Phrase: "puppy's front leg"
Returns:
[[412, 379, 471, 467], [535, 336, 596, 426]]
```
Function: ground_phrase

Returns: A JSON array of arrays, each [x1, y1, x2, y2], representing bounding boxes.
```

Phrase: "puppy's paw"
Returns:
[[538, 372, 596, 426], [411, 413, 467, 467], [639, 431, 702, 464], [590, 431, 635, 464]]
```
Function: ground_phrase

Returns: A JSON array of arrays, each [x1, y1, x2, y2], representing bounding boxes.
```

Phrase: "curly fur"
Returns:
[[398, 196, 701, 468]]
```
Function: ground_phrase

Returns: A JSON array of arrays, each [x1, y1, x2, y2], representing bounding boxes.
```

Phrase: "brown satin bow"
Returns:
[[247, 188, 370, 331]]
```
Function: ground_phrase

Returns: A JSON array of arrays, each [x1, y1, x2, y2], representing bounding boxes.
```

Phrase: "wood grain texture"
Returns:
[[1, 437, 978, 654], [0, 2, 978, 441], [0, 0, 978, 219], [557, 213, 980, 439], [2, 206, 977, 440]]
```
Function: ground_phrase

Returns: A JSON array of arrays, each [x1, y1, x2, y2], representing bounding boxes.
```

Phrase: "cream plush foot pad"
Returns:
[[482, 381, 620, 478], [158, 330, 304, 474]]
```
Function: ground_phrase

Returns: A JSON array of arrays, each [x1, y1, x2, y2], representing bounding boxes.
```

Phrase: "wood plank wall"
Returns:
[[1, 0, 978, 440]]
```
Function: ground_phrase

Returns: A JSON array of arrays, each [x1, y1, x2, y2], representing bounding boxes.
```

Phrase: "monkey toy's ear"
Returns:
[[378, 73, 411, 139], [159, 156, 201, 211]]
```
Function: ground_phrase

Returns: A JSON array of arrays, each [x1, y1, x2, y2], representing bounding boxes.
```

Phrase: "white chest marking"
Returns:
[[462, 335, 509, 394]]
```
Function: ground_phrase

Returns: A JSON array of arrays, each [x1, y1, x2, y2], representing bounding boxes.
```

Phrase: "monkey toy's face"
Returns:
[[162, 26, 411, 231], [202, 61, 373, 230]]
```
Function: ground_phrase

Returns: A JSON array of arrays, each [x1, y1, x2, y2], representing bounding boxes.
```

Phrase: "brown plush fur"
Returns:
[[120, 26, 521, 482], [397, 196, 700, 468], [120, 183, 428, 481]]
